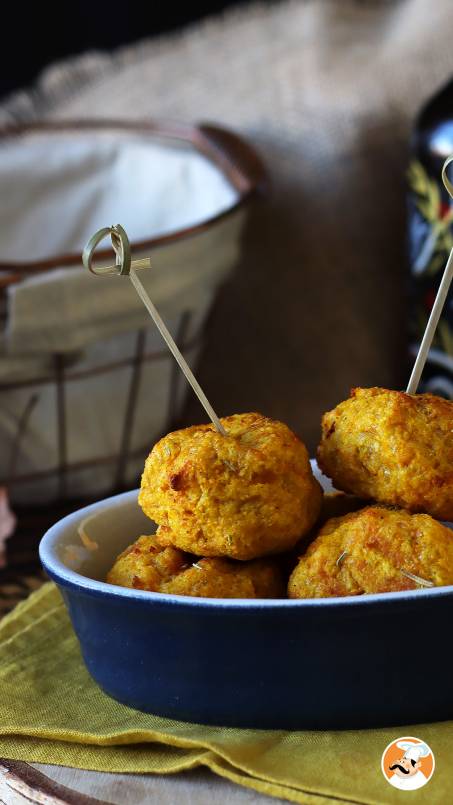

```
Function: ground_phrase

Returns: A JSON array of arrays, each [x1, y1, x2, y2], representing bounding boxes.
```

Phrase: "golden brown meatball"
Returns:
[[106, 535, 187, 591], [161, 556, 284, 598], [107, 534, 284, 598], [317, 387, 453, 520], [288, 506, 453, 598], [139, 412, 322, 560]]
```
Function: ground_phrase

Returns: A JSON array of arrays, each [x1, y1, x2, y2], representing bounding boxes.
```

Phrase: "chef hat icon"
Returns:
[[396, 740, 430, 762]]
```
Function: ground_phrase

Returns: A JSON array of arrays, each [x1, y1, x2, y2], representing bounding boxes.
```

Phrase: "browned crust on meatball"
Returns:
[[106, 534, 284, 598], [288, 506, 453, 598], [139, 412, 322, 560], [317, 387, 453, 520]]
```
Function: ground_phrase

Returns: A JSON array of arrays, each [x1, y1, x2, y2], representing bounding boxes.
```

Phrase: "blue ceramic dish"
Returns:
[[39, 476, 453, 730]]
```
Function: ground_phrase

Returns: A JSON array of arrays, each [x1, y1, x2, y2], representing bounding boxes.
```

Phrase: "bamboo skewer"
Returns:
[[407, 155, 453, 394], [82, 225, 227, 436]]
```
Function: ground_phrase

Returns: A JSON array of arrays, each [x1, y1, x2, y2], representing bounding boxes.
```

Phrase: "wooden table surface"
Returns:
[[0, 759, 287, 804]]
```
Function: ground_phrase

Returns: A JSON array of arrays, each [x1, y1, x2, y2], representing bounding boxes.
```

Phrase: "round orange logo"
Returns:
[[381, 736, 435, 791]]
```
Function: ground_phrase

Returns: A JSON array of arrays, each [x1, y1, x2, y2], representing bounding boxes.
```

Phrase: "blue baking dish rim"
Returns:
[[39, 488, 453, 612]]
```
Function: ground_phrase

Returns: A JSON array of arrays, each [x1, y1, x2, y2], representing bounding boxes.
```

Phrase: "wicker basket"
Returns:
[[0, 120, 265, 510]]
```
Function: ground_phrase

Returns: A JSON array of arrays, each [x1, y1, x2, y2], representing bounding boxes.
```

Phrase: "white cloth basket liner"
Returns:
[[0, 128, 246, 502]]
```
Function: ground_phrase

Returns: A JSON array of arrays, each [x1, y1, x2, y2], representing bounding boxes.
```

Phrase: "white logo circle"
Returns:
[[381, 736, 435, 791]]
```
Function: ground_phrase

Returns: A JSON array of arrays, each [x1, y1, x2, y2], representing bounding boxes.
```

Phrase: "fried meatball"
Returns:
[[317, 387, 453, 520], [107, 535, 187, 591], [288, 506, 453, 598], [139, 412, 322, 560], [107, 535, 284, 598], [162, 556, 284, 598]]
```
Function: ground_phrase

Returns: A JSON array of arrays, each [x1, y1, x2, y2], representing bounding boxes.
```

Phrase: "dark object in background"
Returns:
[[408, 78, 453, 398], [0, 1, 248, 99]]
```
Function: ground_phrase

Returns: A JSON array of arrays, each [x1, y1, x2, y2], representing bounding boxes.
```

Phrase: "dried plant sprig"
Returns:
[[222, 460, 237, 473], [400, 569, 434, 588], [336, 550, 348, 567], [78, 514, 99, 551]]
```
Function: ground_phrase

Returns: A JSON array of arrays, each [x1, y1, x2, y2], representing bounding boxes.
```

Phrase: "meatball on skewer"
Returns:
[[317, 387, 453, 521], [139, 412, 322, 560]]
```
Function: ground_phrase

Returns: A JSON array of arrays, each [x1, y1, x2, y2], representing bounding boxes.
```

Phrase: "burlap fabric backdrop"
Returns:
[[2, 0, 453, 449]]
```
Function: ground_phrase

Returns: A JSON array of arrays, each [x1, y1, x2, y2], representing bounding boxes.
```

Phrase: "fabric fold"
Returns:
[[0, 583, 448, 804]]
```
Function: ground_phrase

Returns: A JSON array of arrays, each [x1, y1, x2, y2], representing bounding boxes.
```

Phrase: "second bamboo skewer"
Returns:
[[407, 155, 453, 395]]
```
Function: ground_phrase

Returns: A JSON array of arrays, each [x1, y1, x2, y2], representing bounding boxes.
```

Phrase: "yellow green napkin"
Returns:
[[0, 583, 450, 805]]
